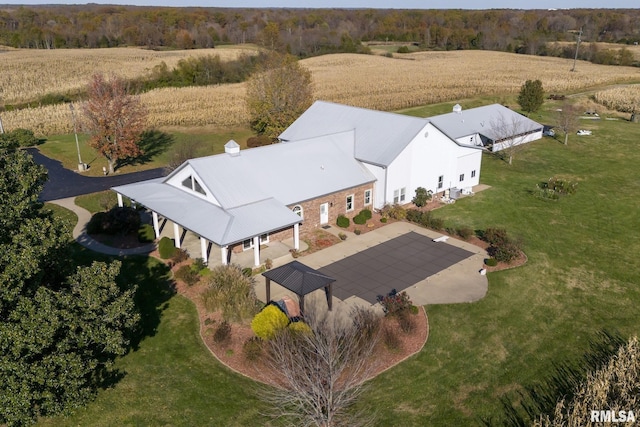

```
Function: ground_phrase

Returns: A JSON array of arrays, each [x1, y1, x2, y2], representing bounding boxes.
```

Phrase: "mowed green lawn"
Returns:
[[38, 103, 640, 425]]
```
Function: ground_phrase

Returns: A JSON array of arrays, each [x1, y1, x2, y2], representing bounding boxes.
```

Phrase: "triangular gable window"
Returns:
[[181, 175, 207, 196]]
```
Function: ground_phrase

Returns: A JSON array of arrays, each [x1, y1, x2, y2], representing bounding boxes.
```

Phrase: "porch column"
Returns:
[[221, 246, 228, 265], [253, 236, 260, 267], [200, 237, 208, 265], [152, 212, 160, 239], [117, 193, 123, 208], [173, 223, 181, 249], [293, 223, 300, 250]]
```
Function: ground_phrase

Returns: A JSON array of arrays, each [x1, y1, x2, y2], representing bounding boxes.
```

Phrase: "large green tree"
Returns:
[[0, 137, 139, 425], [517, 79, 545, 115], [245, 53, 313, 139]]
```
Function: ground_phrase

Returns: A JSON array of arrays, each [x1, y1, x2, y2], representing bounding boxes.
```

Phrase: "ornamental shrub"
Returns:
[[203, 265, 260, 322], [412, 187, 432, 207], [353, 214, 366, 225], [485, 258, 498, 267], [338, 232, 347, 241], [138, 223, 155, 243], [213, 320, 232, 344], [354, 228, 361, 235], [380, 204, 406, 220], [397, 45, 410, 54], [337, 214, 350, 228], [158, 237, 176, 259], [360, 209, 372, 220], [251, 304, 290, 340], [170, 248, 189, 264], [483, 227, 509, 246], [456, 226, 474, 240], [378, 290, 413, 316], [288, 320, 312, 335], [490, 240, 522, 263], [380, 217, 387, 223], [243, 337, 263, 361], [174, 264, 199, 286]]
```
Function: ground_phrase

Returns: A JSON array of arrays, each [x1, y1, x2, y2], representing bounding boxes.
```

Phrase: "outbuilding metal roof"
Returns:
[[428, 103, 543, 141], [279, 100, 429, 167]]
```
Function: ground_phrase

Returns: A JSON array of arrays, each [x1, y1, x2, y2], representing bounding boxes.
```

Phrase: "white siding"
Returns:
[[165, 164, 221, 205], [362, 163, 387, 210]]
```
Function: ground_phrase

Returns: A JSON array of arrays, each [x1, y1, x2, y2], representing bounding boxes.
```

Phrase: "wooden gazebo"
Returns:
[[262, 261, 335, 313]]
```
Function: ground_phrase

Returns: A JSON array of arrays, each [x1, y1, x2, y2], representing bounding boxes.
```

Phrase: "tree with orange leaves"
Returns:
[[82, 73, 147, 174]]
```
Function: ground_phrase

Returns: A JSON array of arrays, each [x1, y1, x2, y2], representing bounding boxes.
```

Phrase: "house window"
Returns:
[[437, 175, 444, 189], [292, 205, 303, 219], [471, 170, 476, 178], [242, 239, 253, 250], [364, 189, 372, 206], [346, 194, 354, 212], [181, 175, 206, 196], [260, 234, 269, 244], [393, 188, 406, 204], [459, 174, 465, 182]]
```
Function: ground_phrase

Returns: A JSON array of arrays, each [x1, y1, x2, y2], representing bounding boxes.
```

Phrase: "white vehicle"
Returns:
[[577, 129, 592, 136]]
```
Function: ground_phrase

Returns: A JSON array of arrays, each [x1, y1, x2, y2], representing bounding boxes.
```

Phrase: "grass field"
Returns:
[[36, 94, 640, 425], [3, 49, 639, 135]]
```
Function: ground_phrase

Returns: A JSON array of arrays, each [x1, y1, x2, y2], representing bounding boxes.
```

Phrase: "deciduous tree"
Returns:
[[490, 112, 532, 165], [246, 53, 313, 139], [0, 137, 139, 425], [260, 304, 380, 427], [82, 73, 147, 174], [556, 102, 578, 146], [517, 79, 545, 116]]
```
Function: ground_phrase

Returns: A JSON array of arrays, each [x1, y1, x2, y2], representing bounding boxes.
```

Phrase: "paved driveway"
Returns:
[[27, 148, 165, 201]]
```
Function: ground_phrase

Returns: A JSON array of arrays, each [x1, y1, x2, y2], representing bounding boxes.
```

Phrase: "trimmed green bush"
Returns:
[[483, 227, 509, 246], [412, 187, 432, 207], [251, 304, 290, 340], [397, 45, 410, 53], [353, 214, 366, 225], [337, 214, 350, 228], [158, 237, 176, 259], [485, 258, 498, 267], [354, 229, 361, 235], [338, 232, 347, 241], [380, 217, 388, 223], [360, 209, 372, 220]]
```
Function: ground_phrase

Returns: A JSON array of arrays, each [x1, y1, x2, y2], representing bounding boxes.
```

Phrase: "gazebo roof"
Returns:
[[262, 261, 335, 296]]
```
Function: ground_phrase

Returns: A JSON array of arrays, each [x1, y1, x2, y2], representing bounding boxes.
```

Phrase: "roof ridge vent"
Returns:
[[224, 140, 240, 156]]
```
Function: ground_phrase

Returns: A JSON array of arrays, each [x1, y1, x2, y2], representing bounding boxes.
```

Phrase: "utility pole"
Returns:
[[69, 103, 85, 171], [571, 27, 583, 72]]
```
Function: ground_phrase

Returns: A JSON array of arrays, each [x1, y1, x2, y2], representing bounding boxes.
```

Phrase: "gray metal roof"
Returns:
[[279, 100, 429, 167], [262, 261, 335, 296], [428, 104, 543, 141], [112, 179, 301, 247], [185, 131, 375, 208]]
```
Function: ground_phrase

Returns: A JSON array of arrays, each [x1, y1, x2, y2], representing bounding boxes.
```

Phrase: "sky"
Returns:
[[0, 0, 634, 8]]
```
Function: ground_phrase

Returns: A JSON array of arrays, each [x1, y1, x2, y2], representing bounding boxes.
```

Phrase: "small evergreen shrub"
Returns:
[[192, 257, 207, 272], [354, 228, 361, 235], [213, 320, 232, 344], [490, 240, 522, 263], [338, 232, 347, 241], [337, 215, 350, 228], [412, 187, 432, 207], [353, 214, 366, 225], [175, 264, 199, 286], [251, 304, 290, 340], [380, 217, 388, 223], [242, 267, 253, 277], [158, 237, 176, 259], [360, 209, 372, 220], [243, 337, 263, 361], [485, 258, 498, 267]]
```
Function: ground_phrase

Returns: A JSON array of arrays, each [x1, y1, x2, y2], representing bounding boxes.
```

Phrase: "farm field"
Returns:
[[2, 49, 639, 135], [35, 95, 640, 425]]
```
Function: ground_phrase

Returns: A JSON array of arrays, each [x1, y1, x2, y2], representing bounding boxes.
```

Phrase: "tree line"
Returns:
[[1, 5, 638, 63]]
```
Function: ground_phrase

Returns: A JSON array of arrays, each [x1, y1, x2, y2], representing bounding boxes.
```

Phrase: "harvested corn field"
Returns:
[[2, 49, 639, 135], [594, 85, 640, 113]]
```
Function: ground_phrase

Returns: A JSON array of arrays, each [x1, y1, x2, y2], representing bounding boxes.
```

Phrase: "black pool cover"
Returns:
[[317, 231, 474, 304]]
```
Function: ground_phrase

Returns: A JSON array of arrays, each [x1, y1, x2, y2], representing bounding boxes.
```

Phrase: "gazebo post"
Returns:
[[117, 193, 123, 208], [326, 284, 333, 311], [265, 278, 271, 302], [299, 294, 305, 314]]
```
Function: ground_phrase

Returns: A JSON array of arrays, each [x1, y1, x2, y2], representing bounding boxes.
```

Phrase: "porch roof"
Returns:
[[112, 179, 301, 247]]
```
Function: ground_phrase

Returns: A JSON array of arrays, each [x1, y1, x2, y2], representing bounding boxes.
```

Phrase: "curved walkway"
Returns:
[[50, 197, 156, 257]]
